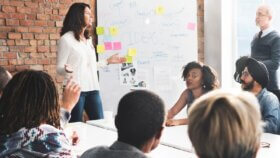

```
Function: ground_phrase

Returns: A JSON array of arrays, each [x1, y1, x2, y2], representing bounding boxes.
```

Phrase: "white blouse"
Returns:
[[57, 31, 107, 92]]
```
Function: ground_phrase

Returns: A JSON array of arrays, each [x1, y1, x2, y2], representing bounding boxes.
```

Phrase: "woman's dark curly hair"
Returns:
[[60, 3, 91, 41], [182, 61, 220, 92], [0, 70, 60, 135]]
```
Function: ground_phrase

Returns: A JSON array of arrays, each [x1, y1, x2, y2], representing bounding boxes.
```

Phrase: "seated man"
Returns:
[[236, 57, 280, 134], [188, 90, 263, 158], [81, 90, 166, 158], [0, 66, 12, 97]]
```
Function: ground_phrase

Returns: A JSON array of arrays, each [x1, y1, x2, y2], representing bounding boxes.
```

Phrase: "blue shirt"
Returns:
[[257, 88, 280, 134]]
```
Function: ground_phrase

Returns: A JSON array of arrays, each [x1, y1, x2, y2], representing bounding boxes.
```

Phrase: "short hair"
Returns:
[[182, 61, 219, 91], [257, 4, 274, 18], [115, 90, 165, 149], [60, 3, 91, 41], [0, 70, 60, 135], [188, 90, 262, 158], [0, 66, 11, 92]]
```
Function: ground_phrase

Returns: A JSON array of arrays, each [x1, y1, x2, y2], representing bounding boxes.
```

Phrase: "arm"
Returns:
[[167, 90, 189, 120], [60, 78, 81, 128], [97, 53, 126, 68], [262, 37, 280, 70], [56, 37, 71, 76], [166, 118, 188, 126], [262, 95, 279, 134]]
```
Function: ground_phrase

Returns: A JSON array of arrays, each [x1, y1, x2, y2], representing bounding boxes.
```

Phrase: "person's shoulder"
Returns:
[[59, 31, 76, 44], [261, 89, 279, 105], [81, 146, 111, 158]]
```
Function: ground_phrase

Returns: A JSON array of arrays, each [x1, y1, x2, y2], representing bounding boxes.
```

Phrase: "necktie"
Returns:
[[258, 31, 263, 38]]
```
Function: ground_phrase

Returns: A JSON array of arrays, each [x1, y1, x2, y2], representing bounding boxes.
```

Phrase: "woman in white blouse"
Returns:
[[57, 3, 125, 122]]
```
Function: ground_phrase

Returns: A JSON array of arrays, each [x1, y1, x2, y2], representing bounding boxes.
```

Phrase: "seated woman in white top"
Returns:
[[166, 61, 219, 126]]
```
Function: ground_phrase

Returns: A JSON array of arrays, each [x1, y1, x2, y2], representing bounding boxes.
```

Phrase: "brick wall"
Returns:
[[0, 0, 203, 91], [0, 0, 95, 93]]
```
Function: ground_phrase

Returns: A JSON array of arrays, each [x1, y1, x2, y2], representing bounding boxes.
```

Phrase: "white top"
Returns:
[[57, 31, 107, 92], [260, 27, 274, 38]]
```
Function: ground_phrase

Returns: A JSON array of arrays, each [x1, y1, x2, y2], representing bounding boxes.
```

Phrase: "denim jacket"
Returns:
[[257, 88, 280, 134]]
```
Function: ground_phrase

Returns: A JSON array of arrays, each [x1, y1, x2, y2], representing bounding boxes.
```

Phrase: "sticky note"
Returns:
[[113, 42, 122, 50], [187, 22, 196, 31], [128, 48, 137, 56], [155, 5, 165, 15], [125, 55, 133, 63], [109, 26, 119, 36], [104, 42, 112, 50], [97, 44, 105, 53], [96, 26, 105, 35]]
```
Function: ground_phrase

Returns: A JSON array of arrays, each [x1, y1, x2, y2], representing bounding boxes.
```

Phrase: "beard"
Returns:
[[241, 80, 254, 91]]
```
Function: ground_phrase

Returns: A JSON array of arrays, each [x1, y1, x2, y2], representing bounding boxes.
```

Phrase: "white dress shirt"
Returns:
[[57, 31, 107, 92]]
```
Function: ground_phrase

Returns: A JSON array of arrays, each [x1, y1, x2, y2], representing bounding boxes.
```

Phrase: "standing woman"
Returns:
[[166, 61, 219, 126], [57, 3, 125, 122]]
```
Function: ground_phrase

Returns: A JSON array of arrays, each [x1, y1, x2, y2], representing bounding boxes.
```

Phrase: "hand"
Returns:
[[64, 64, 74, 73], [71, 131, 80, 145], [166, 119, 178, 127], [107, 53, 126, 64], [62, 78, 81, 112]]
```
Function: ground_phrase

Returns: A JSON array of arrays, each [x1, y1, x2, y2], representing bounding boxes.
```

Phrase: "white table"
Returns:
[[65, 122, 195, 158], [87, 119, 280, 158]]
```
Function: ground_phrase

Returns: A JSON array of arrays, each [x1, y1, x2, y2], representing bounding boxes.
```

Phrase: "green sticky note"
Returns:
[[155, 5, 165, 15], [97, 44, 105, 53], [109, 26, 119, 36], [128, 48, 137, 56], [96, 26, 105, 35], [125, 55, 133, 63]]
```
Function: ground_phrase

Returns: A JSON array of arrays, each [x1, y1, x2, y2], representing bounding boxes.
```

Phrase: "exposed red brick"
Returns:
[[3, 52, 17, 59], [17, 7, 32, 14], [20, 20, 34, 26], [37, 46, 49, 53], [24, 58, 37, 65], [15, 65, 29, 71], [2, 6, 16, 13], [0, 19, 5, 25], [7, 40, 15, 46], [22, 33, 34, 39], [43, 27, 56, 33], [8, 33, 21, 39], [37, 58, 50, 64], [29, 27, 43, 33], [26, 14, 36, 20], [6, 19, 19, 26], [24, 2, 38, 8], [37, 14, 50, 20], [15, 40, 29, 46], [24, 46, 37, 53], [30, 53, 43, 58], [10, 13, 25, 19], [0, 32, 7, 39], [29, 40, 37, 46], [0, 60, 8, 66], [9, 0, 24, 7], [50, 33, 59, 40], [16, 27, 28, 33], [55, 21, 63, 27]]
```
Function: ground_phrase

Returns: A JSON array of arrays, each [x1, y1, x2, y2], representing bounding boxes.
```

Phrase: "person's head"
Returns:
[[0, 66, 12, 95], [188, 90, 262, 158], [115, 90, 165, 152], [0, 70, 60, 135], [240, 58, 268, 91], [60, 3, 92, 41], [234, 56, 249, 83], [256, 4, 273, 30], [182, 61, 219, 92]]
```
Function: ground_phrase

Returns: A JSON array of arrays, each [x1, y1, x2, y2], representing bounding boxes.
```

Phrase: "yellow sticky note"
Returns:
[[109, 26, 119, 36], [125, 55, 133, 63], [155, 5, 165, 15], [96, 27, 105, 35], [128, 48, 137, 56], [97, 44, 105, 53]]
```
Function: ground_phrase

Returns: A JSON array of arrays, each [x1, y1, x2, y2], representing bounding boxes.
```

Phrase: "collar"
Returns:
[[110, 141, 144, 154], [260, 27, 274, 38]]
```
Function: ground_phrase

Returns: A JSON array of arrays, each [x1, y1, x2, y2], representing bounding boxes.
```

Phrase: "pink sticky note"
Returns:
[[187, 22, 196, 31], [113, 42, 122, 50], [104, 42, 112, 50]]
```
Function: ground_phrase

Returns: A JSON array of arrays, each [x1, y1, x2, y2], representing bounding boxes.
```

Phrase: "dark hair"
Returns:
[[60, 3, 90, 41], [0, 70, 60, 134], [0, 66, 11, 92], [115, 90, 165, 149], [182, 61, 219, 91]]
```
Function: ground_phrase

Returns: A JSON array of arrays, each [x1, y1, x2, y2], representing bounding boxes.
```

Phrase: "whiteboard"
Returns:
[[97, 0, 198, 113]]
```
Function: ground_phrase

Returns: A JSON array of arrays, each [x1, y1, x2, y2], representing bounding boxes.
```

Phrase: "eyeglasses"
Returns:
[[241, 71, 250, 78], [260, 142, 270, 148]]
